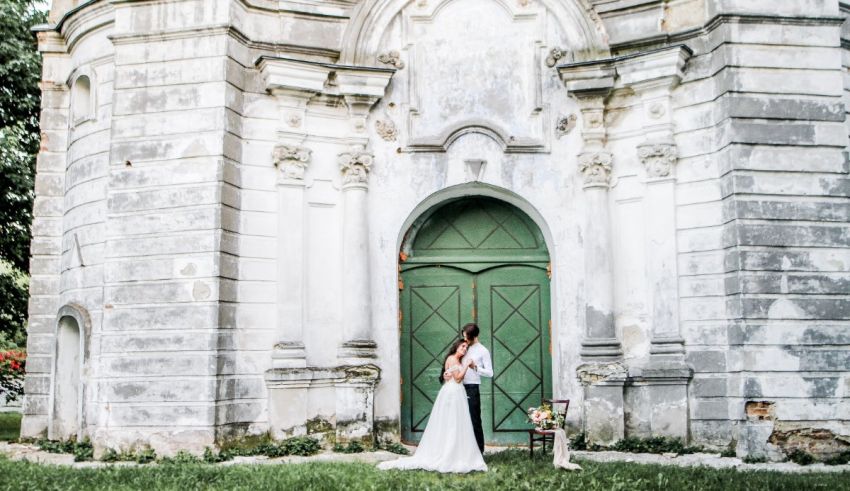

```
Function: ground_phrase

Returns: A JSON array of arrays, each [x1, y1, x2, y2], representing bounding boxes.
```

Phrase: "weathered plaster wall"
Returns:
[[24, 0, 850, 457], [675, 2, 849, 453]]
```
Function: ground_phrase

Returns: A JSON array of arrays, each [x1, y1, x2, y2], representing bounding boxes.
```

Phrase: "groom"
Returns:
[[461, 323, 493, 454]]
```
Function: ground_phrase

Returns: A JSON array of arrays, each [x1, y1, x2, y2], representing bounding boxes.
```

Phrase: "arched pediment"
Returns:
[[342, 0, 609, 65]]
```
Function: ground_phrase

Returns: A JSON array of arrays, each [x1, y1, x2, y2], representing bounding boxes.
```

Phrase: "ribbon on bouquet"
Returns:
[[552, 429, 582, 471]]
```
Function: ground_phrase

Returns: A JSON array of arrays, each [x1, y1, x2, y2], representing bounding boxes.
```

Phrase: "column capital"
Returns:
[[637, 140, 678, 179], [274, 144, 312, 182], [338, 145, 374, 188], [578, 151, 613, 187]]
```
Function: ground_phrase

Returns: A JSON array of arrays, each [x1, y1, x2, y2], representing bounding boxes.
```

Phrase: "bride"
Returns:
[[377, 338, 488, 473]]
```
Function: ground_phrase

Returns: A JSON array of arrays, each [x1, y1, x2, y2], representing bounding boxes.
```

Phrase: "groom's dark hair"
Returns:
[[462, 323, 480, 340]]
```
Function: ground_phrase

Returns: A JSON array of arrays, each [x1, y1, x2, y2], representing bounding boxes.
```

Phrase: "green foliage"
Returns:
[[568, 433, 703, 456], [282, 436, 322, 457], [376, 439, 410, 455], [333, 441, 366, 454], [134, 448, 157, 464], [570, 432, 587, 450], [203, 447, 222, 464], [786, 449, 815, 466], [0, 267, 28, 351], [0, 0, 46, 267], [2, 448, 849, 490], [205, 436, 322, 462], [99, 448, 122, 463], [37, 437, 94, 462], [159, 451, 202, 465], [824, 451, 850, 466], [720, 442, 737, 458], [610, 437, 705, 455], [0, 411, 21, 441], [742, 455, 767, 464], [100, 448, 155, 463], [0, 0, 47, 354]]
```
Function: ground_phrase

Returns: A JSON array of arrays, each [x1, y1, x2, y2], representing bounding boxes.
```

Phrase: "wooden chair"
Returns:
[[528, 399, 570, 457]]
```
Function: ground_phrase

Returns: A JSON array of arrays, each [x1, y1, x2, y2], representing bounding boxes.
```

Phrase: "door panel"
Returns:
[[477, 265, 552, 444], [400, 267, 474, 443]]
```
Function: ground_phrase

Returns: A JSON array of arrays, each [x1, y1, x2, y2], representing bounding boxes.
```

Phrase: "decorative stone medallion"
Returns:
[[555, 114, 577, 138], [377, 50, 405, 69], [545, 48, 566, 68], [375, 119, 398, 141]]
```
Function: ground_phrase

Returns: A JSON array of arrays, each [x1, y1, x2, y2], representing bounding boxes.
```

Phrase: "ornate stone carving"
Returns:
[[578, 151, 613, 186], [286, 114, 302, 128], [555, 114, 577, 138], [637, 141, 677, 178], [377, 50, 405, 69], [273, 145, 311, 180], [648, 103, 666, 119], [545, 48, 566, 68], [375, 119, 398, 141], [338, 146, 374, 186]]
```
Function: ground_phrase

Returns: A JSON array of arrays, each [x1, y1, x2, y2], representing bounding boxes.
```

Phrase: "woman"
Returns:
[[377, 339, 488, 473]]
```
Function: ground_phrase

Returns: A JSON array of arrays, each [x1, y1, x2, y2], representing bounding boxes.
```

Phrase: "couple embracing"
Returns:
[[378, 323, 492, 473]]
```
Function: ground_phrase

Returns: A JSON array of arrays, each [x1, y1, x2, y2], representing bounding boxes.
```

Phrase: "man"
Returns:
[[460, 322, 493, 454]]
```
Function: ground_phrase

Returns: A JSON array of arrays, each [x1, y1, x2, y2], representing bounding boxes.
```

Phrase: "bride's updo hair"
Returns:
[[438, 338, 467, 385]]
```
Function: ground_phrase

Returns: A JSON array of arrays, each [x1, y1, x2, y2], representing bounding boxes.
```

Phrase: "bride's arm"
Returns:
[[445, 359, 471, 383]]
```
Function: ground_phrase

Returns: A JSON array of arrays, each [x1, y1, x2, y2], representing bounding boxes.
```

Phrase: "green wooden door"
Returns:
[[477, 266, 551, 444], [400, 267, 474, 442], [400, 198, 551, 445]]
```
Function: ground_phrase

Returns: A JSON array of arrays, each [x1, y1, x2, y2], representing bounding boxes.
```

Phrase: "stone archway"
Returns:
[[399, 196, 552, 445], [49, 304, 89, 441]]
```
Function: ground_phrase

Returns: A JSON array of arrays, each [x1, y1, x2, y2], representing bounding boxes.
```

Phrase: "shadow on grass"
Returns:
[[0, 412, 21, 442], [0, 448, 848, 490]]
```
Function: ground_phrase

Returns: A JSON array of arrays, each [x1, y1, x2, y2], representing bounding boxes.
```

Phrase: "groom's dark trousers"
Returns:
[[464, 384, 485, 453]]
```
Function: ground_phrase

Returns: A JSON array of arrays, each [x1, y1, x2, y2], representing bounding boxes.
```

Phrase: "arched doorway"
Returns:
[[399, 197, 552, 445]]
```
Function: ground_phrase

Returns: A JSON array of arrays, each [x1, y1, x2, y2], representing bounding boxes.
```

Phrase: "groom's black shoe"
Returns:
[[464, 384, 485, 453]]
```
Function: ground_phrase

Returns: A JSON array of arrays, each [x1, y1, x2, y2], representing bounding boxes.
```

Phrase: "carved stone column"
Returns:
[[561, 67, 622, 361], [258, 57, 330, 369], [272, 145, 311, 368], [560, 64, 624, 446], [337, 146, 377, 362]]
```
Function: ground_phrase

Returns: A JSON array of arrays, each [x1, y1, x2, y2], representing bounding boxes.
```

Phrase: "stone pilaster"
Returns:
[[272, 144, 312, 368], [559, 65, 621, 361], [622, 46, 692, 439], [560, 63, 624, 446], [259, 58, 329, 368], [337, 146, 377, 362]]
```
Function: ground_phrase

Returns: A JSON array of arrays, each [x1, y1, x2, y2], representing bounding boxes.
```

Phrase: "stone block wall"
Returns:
[[23, 0, 850, 458]]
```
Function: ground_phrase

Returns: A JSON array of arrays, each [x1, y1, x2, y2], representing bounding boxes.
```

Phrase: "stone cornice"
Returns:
[[609, 14, 845, 53], [41, 0, 353, 34], [257, 56, 394, 98], [559, 44, 691, 99]]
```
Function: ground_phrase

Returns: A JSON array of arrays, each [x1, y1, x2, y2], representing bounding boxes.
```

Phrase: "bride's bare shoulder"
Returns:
[[444, 358, 460, 369]]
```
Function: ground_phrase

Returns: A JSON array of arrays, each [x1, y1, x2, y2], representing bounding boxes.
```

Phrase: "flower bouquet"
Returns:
[[527, 403, 564, 430]]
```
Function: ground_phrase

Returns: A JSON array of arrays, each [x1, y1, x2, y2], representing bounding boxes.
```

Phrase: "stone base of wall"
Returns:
[[266, 364, 381, 444]]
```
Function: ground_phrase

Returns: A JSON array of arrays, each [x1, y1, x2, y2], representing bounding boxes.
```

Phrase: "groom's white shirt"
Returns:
[[462, 342, 493, 384]]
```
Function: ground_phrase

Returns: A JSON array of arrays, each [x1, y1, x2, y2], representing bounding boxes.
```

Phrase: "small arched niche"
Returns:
[[71, 74, 92, 125], [49, 305, 89, 440]]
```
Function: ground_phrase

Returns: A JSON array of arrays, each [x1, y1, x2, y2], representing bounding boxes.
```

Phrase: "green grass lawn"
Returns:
[[0, 450, 848, 491], [0, 412, 21, 442]]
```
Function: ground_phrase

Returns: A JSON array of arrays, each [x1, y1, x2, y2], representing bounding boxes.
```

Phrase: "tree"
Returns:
[[0, 0, 47, 348]]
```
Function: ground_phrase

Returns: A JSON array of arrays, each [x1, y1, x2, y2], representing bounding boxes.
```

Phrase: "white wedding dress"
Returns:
[[378, 366, 488, 473]]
